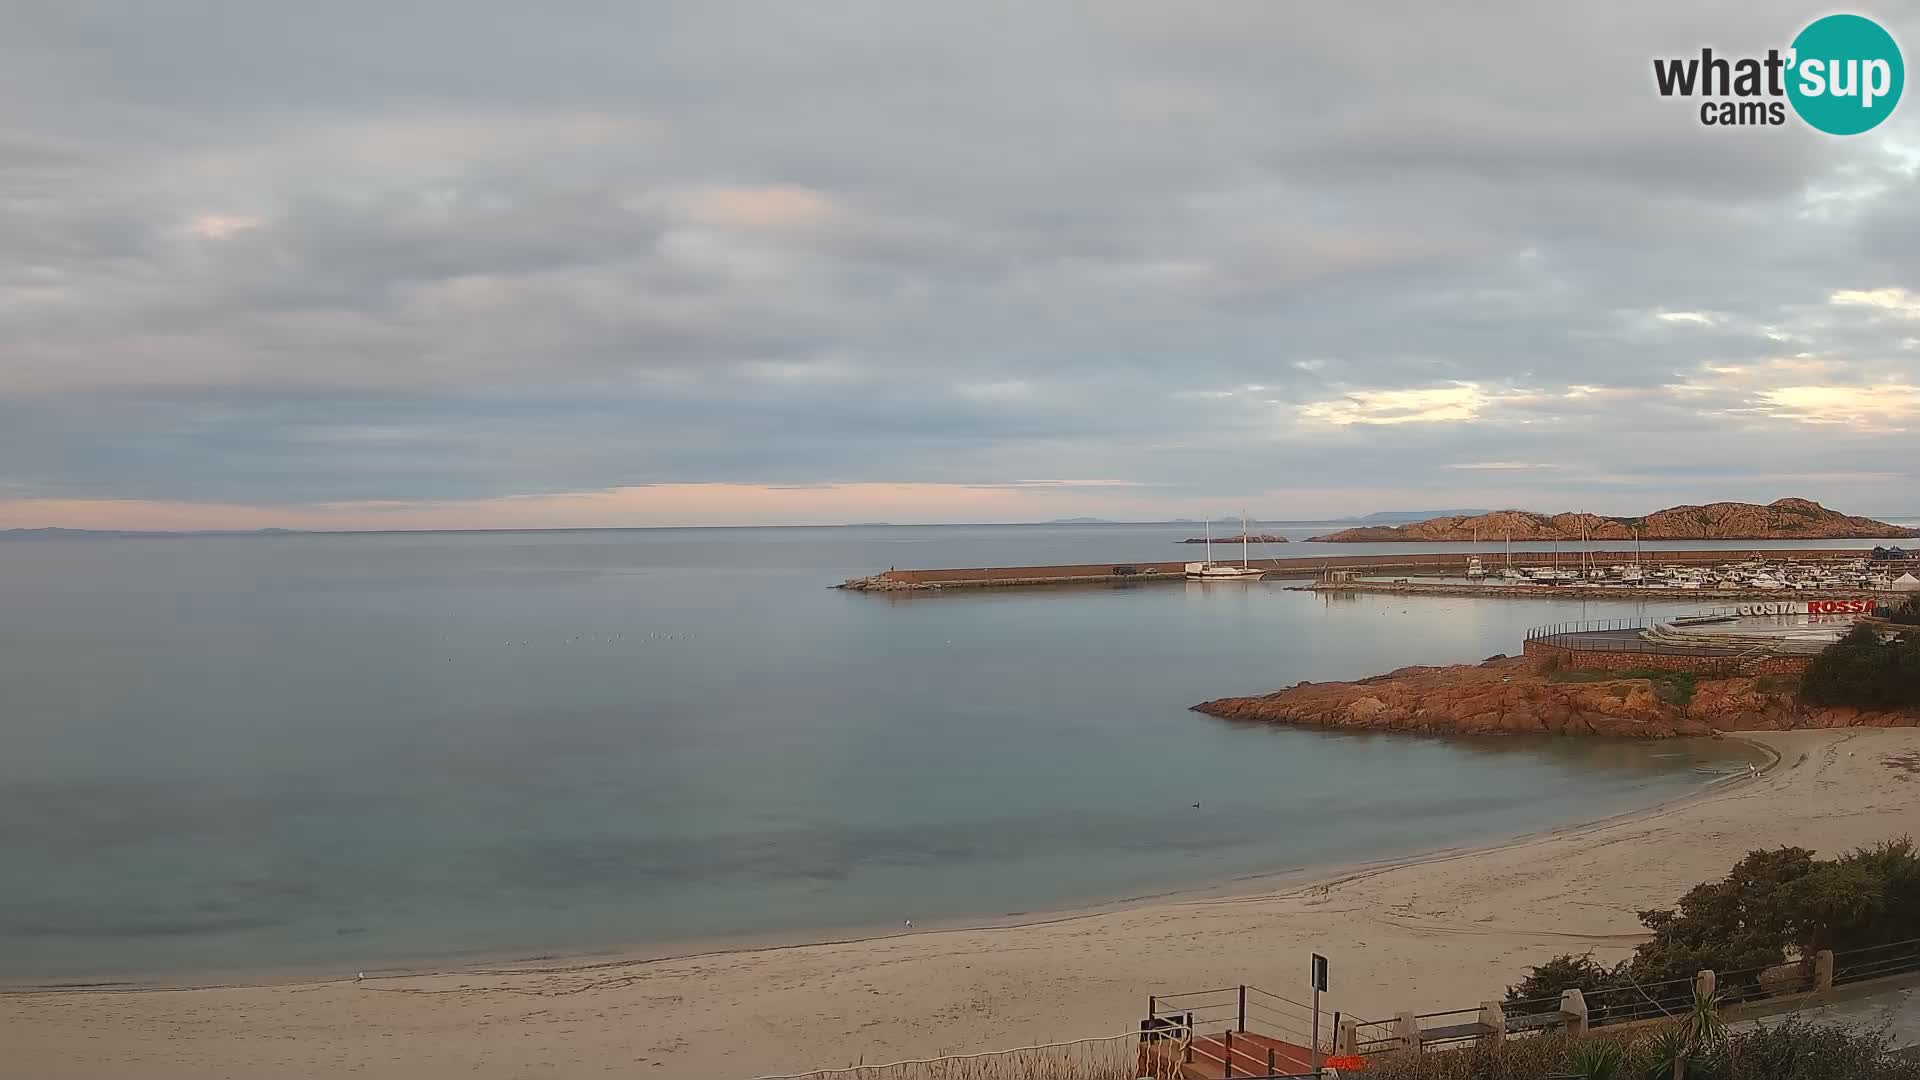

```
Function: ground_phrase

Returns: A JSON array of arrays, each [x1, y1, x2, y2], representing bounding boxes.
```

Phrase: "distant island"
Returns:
[[0, 527, 299, 540], [1307, 498, 1920, 542], [1046, 517, 1119, 524], [1181, 533, 1289, 544]]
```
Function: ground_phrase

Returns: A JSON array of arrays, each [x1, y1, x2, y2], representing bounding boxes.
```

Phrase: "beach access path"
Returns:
[[5, 728, 1917, 1079]]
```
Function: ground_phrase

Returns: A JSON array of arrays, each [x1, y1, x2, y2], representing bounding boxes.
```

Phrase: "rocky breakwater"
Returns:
[[1182, 533, 1290, 544], [1191, 656, 1920, 738], [836, 574, 924, 592]]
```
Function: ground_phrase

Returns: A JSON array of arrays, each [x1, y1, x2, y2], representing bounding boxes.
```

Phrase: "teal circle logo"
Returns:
[[1787, 14, 1904, 135]]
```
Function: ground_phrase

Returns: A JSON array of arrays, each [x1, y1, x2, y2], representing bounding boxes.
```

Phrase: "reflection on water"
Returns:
[[0, 527, 1764, 982]]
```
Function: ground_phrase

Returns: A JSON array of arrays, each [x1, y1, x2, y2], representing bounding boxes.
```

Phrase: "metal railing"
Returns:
[[1585, 973, 1700, 1028], [1833, 937, 1920, 986], [1525, 617, 1766, 673], [1145, 984, 1330, 1078], [1714, 959, 1814, 1005], [1349, 1016, 1401, 1056], [1525, 618, 1662, 642], [1411, 1005, 1495, 1048], [1500, 992, 1570, 1020], [1147, 985, 1326, 1049]]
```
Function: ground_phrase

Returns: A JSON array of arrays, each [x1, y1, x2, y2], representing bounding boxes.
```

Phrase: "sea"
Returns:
[[2, 521, 1909, 985]]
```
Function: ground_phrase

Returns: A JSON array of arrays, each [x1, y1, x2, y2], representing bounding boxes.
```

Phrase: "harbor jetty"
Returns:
[[836, 547, 1909, 592]]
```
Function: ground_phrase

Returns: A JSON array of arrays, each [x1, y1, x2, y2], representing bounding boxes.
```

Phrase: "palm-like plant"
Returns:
[[1634, 987, 1728, 1080], [1564, 1039, 1625, 1080]]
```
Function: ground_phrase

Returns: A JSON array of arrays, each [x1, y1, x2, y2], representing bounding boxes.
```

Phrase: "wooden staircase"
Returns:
[[1138, 1028, 1317, 1079], [1184, 1029, 1316, 1078], [1138, 984, 1327, 1078]]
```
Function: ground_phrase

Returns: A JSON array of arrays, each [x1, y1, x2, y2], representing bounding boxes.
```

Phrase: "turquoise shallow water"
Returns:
[[0, 524, 1798, 983]]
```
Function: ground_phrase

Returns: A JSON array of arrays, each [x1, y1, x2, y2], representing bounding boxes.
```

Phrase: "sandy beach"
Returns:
[[6, 728, 1917, 1079]]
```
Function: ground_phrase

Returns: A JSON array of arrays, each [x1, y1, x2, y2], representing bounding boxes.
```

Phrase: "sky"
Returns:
[[4, 2, 1920, 530]]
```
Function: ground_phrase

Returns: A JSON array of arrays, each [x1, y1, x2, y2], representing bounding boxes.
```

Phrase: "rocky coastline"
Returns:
[[1192, 656, 1919, 738], [1180, 533, 1289, 544]]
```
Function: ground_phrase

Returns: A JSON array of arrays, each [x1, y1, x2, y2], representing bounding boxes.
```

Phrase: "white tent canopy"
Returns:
[[1892, 572, 1920, 592]]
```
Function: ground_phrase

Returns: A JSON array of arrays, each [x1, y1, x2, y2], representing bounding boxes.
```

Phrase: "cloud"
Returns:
[[184, 213, 263, 239], [1, 2, 1918, 524], [679, 185, 839, 228], [1298, 384, 1491, 426], [1755, 384, 1920, 429], [1830, 287, 1920, 319]]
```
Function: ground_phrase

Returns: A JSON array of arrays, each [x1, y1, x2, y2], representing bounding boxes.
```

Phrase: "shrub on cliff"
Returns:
[[1505, 952, 1616, 1015], [1507, 839, 1920, 1007], [1626, 846, 1816, 984], [1800, 625, 1920, 709]]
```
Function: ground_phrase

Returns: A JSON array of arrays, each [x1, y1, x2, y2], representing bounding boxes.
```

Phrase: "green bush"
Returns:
[[1800, 625, 1920, 709], [1355, 1020, 1908, 1080], [1507, 839, 1920, 1009], [1564, 1039, 1626, 1080], [1506, 953, 1615, 1014], [1543, 667, 1698, 706], [1725, 1017, 1914, 1080]]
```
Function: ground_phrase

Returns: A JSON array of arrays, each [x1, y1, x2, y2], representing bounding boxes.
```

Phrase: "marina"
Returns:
[[840, 547, 1920, 597]]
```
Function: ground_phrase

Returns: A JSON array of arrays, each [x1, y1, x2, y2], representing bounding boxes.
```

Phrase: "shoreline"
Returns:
[[31, 729, 1920, 1080], [0, 738, 1768, 996]]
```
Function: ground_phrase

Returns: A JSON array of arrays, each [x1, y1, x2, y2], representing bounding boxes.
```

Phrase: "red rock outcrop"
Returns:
[[1193, 657, 1920, 737], [1307, 498, 1918, 542]]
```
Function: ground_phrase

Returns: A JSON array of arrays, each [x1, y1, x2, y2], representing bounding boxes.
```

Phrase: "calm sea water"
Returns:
[[6, 522, 1897, 984]]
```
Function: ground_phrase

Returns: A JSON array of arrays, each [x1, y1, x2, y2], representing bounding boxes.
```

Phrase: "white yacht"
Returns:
[[1185, 514, 1266, 581]]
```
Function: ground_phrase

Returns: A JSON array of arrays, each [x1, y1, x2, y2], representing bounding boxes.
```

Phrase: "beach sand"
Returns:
[[6, 728, 1917, 1078]]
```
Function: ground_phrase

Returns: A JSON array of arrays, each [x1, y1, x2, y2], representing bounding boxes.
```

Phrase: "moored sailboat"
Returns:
[[1185, 513, 1267, 581]]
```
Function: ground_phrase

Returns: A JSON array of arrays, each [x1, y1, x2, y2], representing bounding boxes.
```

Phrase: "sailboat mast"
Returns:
[[1205, 518, 1213, 564], [1242, 511, 1249, 568]]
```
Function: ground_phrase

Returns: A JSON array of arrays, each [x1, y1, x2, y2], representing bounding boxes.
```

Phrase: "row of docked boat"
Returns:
[[1463, 554, 1912, 591]]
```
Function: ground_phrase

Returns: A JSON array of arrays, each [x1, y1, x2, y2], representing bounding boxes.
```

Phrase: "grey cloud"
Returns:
[[2, 1, 1919, 515]]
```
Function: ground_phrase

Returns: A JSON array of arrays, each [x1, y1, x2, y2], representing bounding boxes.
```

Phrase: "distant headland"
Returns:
[[1307, 498, 1920, 542]]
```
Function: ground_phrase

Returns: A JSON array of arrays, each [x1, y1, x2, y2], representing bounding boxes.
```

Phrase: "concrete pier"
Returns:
[[838, 548, 1892, 592]]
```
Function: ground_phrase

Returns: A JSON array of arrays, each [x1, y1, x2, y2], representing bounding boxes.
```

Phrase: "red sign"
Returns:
[[1807, 599, 1874, 615]]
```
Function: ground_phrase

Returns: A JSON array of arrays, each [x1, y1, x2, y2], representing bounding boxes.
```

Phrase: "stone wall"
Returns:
[[1522, 638, 1811, 676]]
